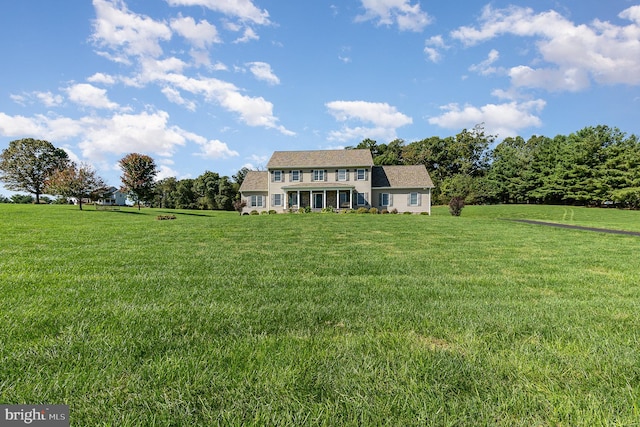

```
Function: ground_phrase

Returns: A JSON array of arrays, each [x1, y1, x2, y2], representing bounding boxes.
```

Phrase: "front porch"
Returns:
[[282, 184, 354, 211]]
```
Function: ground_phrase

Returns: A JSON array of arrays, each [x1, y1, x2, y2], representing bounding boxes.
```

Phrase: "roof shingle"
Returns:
[[238, 171, 268, 192], [372, 165, 434, 188], [267, 149, 374, 169]]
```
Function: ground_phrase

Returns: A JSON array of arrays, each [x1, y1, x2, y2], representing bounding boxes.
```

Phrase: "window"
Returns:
[[313, 170, 325, 181], [356, 192, 367, 206], [409, 192, 420, 206], [250, 195, 264, 207], [337, 169, 347, 181], [273, 194, 282, 206], [379, 193, 391, 207], [273, 170, 283, 182], [290, 170, 301, 182], [288, 192, 298, 206], [356, 169, 367, 180]]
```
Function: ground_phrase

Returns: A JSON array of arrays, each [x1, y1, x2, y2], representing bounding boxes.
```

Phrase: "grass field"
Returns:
[[1, 204, 639, 426]]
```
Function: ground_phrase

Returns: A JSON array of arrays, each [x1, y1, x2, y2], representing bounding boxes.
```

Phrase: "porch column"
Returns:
[[297, 190, 300, 208], [336, 190, 339, 209], [323, 190, 327, 208]]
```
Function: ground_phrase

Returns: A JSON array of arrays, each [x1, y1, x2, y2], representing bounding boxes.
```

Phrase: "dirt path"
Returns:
[[505, 219, 640, 237]]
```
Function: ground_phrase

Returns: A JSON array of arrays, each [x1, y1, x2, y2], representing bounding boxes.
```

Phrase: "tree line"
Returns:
[[348, 124, 640, 208], [1, 124, 639, 209]]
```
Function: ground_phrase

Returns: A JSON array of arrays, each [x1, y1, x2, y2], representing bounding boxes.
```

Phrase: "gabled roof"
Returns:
[[239, 171, 268, 192], [267, 149, 374, 169], [372, 165, 434, 189]]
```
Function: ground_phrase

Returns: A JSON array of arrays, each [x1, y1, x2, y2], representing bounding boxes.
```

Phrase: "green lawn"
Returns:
[[1, 204, 639, 426]]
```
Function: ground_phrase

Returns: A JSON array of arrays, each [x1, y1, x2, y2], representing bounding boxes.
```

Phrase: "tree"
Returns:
[[119, 153, 158, 210], [0, 138, 69, 204], [175, 178, 198, 209], [232, 167, 250, 187], [153, 177, 178, 208], [46, 162, 107, 210]]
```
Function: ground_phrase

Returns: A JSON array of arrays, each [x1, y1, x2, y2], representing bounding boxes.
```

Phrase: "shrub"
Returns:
[[449, 196, 465, 216], [260, 210, 269, 215], [322, 206, 335, 213], [304, 206, 311, 213], [380, 209, 389, 214], [369, 207, 379, 214], [403, 211, 413, 215], [390, 208, 398, 214], [233, 199, 247, 215], [156, 214, 176, 220], [268, 210, 277, 215], [420, 211, 429, 215], [250, 210, 259, 215], [356, 207, 369, 214], [298, 207, 305, 214]]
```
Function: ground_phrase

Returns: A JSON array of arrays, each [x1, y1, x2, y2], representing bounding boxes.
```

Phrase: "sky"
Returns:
[[1, 0, 639, 195]]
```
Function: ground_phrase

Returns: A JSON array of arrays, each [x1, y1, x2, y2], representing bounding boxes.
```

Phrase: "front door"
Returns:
[[314, 193, 323, 209]]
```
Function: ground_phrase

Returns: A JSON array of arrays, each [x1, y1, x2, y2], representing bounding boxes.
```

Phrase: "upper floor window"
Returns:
[[356, 169, 367, 181], [337, 169, 347, 181], [290, 170, 301, 182], [313, 170, 325, 181], [273, 170, 283, 182]]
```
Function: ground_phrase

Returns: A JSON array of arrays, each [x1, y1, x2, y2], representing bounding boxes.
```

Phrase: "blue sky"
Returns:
[[1, 0, 639, 194]]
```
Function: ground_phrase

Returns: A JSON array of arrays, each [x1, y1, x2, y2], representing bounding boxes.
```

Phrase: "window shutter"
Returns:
[[407, 194, 411, 206], [365, 192, 369, 206], [346, 170, 350, 181], [324, 170, 328, 181], [300, 171, 303, 182], [389, 194, 393, 206], [418, 193, 422, 206], [365, 169, 368, 181], [270, 171, 274, 182]]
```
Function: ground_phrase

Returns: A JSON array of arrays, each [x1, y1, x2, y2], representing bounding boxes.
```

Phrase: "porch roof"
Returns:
[[281, 182, 355, 191]]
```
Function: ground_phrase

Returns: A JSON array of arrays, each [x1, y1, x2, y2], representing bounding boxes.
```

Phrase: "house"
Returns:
[[96, 186, 128, 206], [239, 149, 434, 214]]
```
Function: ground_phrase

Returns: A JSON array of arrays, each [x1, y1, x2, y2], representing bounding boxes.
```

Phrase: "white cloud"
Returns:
[[0, 109, 226, 165], [165, 0, 270, 25], [327, 100, 413, 127], [91, 0, 172, 60], [356, 0, 432, 32], [424, 35, 447, 62], [326, 100, 412, 142], [428, 99, 546, 138], [170, 15, 220, 48], [161, 86, 197, 111], [246, 62, 280, 85], [194, 139, 239, 159], [87, 72, 117, 85], [10, 91, 64, 107], [66, 83, 120, 110], [36, 91, 65, 107], [0, 113, 86, 141], [233, 27, 259, 43], [451, 5, 640, 91], [469, 49, 501, 76]]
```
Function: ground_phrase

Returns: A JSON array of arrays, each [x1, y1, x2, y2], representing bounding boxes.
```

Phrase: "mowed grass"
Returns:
[[1, 204, 639, 426]]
